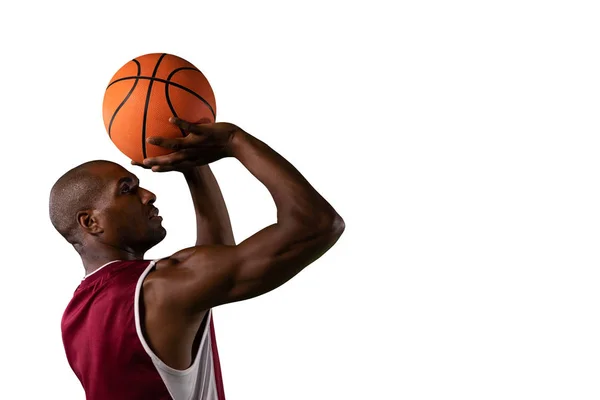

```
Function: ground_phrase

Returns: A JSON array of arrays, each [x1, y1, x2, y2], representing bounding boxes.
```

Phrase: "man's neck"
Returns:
[[81, 246, 143, 276]]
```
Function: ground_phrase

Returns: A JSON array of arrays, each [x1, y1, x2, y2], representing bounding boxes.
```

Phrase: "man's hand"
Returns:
[[135, 117, 241, 172]]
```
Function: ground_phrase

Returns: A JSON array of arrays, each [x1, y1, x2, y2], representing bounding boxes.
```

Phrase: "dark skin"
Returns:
[[76, 163, 166, 269], [79, 118, 344, 370]]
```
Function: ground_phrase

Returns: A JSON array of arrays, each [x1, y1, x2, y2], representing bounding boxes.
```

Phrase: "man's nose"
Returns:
[[139, 187, 156, 205]]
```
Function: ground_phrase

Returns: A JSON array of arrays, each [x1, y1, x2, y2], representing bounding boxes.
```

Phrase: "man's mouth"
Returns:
[[149, 208, 161, 219]]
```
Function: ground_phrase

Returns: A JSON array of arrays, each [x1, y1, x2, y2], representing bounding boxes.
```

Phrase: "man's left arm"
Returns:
[[183, 165, 235, 246]]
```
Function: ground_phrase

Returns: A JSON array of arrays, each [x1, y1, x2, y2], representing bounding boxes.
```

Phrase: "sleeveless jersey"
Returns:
[[61, 260, 226, 400]]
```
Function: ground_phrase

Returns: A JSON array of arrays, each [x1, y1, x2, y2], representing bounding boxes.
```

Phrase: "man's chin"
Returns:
[[142, 228, 167, 252], [155, 227, 167, 244]]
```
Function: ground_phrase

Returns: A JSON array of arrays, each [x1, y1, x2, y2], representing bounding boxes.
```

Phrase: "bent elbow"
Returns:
[[314, 211, 344, 241], [284, 206, 345, 239], [330, 213, 345, 238]]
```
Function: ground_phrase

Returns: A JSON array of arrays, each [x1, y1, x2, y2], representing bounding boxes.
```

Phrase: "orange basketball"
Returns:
[[102, 53, 216, 164]]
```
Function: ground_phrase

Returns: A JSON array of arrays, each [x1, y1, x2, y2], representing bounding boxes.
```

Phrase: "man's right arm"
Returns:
[[149, 126, 344, 313]]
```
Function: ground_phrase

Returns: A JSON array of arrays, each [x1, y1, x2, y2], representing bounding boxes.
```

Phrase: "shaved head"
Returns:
[[49, 160, 165, 257], [49, 160, 115, 247]]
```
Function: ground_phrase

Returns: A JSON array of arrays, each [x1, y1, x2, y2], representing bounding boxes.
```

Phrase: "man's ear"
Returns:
[[77, 210, 104, 236]]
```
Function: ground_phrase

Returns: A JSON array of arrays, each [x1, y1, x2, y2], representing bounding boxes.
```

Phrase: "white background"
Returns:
[[1, 0, 599, 399]]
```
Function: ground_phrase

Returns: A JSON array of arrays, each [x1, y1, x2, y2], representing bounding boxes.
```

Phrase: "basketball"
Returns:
[[102, 53, 217, 163]]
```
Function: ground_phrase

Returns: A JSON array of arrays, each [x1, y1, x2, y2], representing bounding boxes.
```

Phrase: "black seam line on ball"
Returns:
[[108, 59, 141, 139], [166, 67, 203, 137], [142, 53, 167, 158], [108, 76, 216, 119]]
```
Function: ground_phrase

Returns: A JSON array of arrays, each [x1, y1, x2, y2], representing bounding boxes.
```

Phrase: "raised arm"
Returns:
[[183, 166, 235, 246], [143, 119, 344, 314]]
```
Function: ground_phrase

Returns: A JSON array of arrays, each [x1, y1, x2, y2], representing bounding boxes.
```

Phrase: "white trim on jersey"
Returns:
[[133, 260, 219, 400], [82, 260, 122, 280]]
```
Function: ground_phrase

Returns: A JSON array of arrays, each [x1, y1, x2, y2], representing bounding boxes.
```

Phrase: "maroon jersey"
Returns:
[[61, 260, 226, 400]]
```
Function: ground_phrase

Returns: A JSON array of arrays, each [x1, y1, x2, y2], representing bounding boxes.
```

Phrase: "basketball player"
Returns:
[[50, 118, 345, 400]]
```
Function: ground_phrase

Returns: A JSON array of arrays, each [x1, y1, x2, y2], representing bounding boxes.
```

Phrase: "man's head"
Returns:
[[49, 160, 166, 257]]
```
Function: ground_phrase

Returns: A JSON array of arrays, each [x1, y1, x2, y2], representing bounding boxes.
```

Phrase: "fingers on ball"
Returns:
[[147, 137, 187, 151]]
